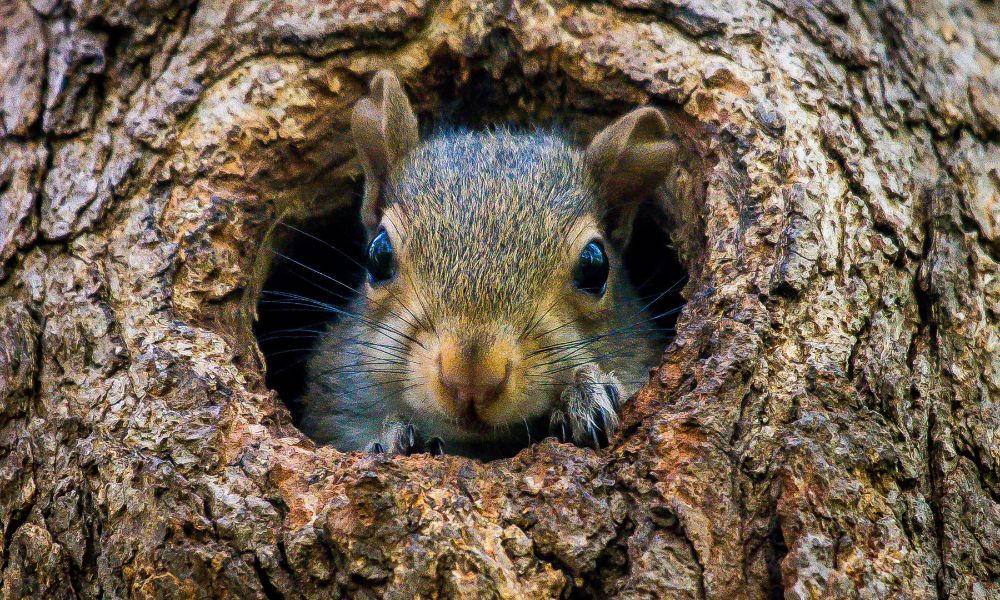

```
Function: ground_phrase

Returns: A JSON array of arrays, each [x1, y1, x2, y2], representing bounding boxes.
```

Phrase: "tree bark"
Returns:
[[2, 0, 999, 597]]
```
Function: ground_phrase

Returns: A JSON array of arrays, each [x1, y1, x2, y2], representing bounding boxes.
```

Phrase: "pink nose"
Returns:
[[439, 375, 504, 412], [438, 344, 511, 418]]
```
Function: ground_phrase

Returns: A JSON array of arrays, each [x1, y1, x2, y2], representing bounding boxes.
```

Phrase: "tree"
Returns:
[[2, 0, 999, 597]]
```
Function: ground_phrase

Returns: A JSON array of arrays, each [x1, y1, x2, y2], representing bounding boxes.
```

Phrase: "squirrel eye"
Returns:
[[366, 229, 395, 283], [573, 240, 609, 296]]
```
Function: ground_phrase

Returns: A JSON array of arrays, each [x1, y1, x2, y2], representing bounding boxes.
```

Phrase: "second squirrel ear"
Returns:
[[585, 107, 678, 247], [351, 70, 419, 232]]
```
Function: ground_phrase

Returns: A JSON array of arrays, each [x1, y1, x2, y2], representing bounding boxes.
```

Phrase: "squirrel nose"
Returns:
[[438, 342, 511, 416]]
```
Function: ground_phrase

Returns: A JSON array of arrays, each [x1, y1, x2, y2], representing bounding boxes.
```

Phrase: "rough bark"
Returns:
[[1, 0, 999, 598]]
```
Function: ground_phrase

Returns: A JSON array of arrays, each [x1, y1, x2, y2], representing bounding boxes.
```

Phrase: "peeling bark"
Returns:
[[1, 0, 999, 598]]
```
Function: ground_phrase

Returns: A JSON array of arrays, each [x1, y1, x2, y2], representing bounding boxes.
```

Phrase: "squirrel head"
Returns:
[[349, 70, 677, 441]]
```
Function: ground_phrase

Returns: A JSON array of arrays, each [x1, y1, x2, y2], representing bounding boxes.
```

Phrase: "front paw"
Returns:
[[549, 364, 623, 450], [365, 419, 445, 456]]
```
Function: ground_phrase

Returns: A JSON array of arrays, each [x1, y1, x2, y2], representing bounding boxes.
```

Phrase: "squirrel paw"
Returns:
[[366, 420, 445, 456], [549, 363, 623, 450]]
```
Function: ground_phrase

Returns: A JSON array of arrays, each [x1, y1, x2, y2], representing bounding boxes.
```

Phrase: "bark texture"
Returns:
[[1, 0, 999, 597]]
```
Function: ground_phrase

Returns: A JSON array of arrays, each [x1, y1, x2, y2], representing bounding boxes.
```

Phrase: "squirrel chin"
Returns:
[[421, 396, 516, 437]]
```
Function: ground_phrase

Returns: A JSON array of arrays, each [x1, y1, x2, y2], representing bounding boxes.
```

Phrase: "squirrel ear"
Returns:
[[585, 107, 678, 247], [351, 70, 419, 231]]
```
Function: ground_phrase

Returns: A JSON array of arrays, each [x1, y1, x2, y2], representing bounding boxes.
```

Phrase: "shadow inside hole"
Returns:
[[623, 205, 688, 338], [253, 201, 367, 423]]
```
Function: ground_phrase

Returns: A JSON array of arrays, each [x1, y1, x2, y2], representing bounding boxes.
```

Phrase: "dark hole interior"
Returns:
[[253, 197, 367, 421], [624, 206, 688, 342]]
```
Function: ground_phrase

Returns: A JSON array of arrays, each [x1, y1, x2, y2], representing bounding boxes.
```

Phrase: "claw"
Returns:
[[427, 437, 444, 456], [594, 410, 609, 448], [605, 383, 621, 411], [554, 364, 626, 451], [550, 414, 570, 443], [404, 424, 417, 454], [549, 411, 570, 444]]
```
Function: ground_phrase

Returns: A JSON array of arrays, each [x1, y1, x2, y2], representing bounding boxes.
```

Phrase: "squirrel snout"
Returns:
[[437, 342, 512, 420]]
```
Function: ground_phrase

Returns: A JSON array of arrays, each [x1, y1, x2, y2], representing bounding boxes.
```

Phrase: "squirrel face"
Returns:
[[347, 71, 678, 443]]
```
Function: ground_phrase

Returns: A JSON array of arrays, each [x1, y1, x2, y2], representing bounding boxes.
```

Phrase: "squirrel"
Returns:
[[299, 70, 678, 459]]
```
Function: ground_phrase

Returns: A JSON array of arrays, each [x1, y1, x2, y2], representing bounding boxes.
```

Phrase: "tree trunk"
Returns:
[[2, 0, 999, 597]]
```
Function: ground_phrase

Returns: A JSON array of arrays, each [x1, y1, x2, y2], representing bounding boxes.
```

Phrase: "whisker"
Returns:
[[259, 326, 411, 362], [395, 380, 426, 397], [519, 288, 572, 341], [277, 221, 429, 334], [317, 367, 414, 377], [258, 298, 340, 312], [271, 250, 361, 299], [285, 267, 357, 304], [269, 355, 314, 378], [540, 349, 642, 376], [262, 347, 323, 359], [527, 344, 647, 376], [302, 330, 411, 362], [333, 337, 411, 363], [278, 221, 367, 270], [346, 376, 424, 394], [528, 326, 673, 362], [263, 290, 423, 350], [383, 212, 438, 334], [526, 380, 652, 387], [257, 304, 343, 314], [314, 358, 407, 369], [636, 278, 685, 316], [527, 304, 683, 359]]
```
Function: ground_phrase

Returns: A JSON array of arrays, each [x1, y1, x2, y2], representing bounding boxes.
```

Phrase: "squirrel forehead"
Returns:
[[390, 128, 595, 208], [383, 128, 601, 319]]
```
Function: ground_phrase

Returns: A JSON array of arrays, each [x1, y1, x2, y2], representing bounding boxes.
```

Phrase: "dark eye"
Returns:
[[366, 229, 395, 283], [573, 240, 609, 296]]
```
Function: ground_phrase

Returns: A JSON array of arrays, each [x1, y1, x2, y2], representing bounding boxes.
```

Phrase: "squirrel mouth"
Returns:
[[437, 375, 506, 432], [455, 408, 492, 432]]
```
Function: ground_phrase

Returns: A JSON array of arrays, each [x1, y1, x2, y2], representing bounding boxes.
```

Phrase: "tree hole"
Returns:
[[251, 67, 696, 454]]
